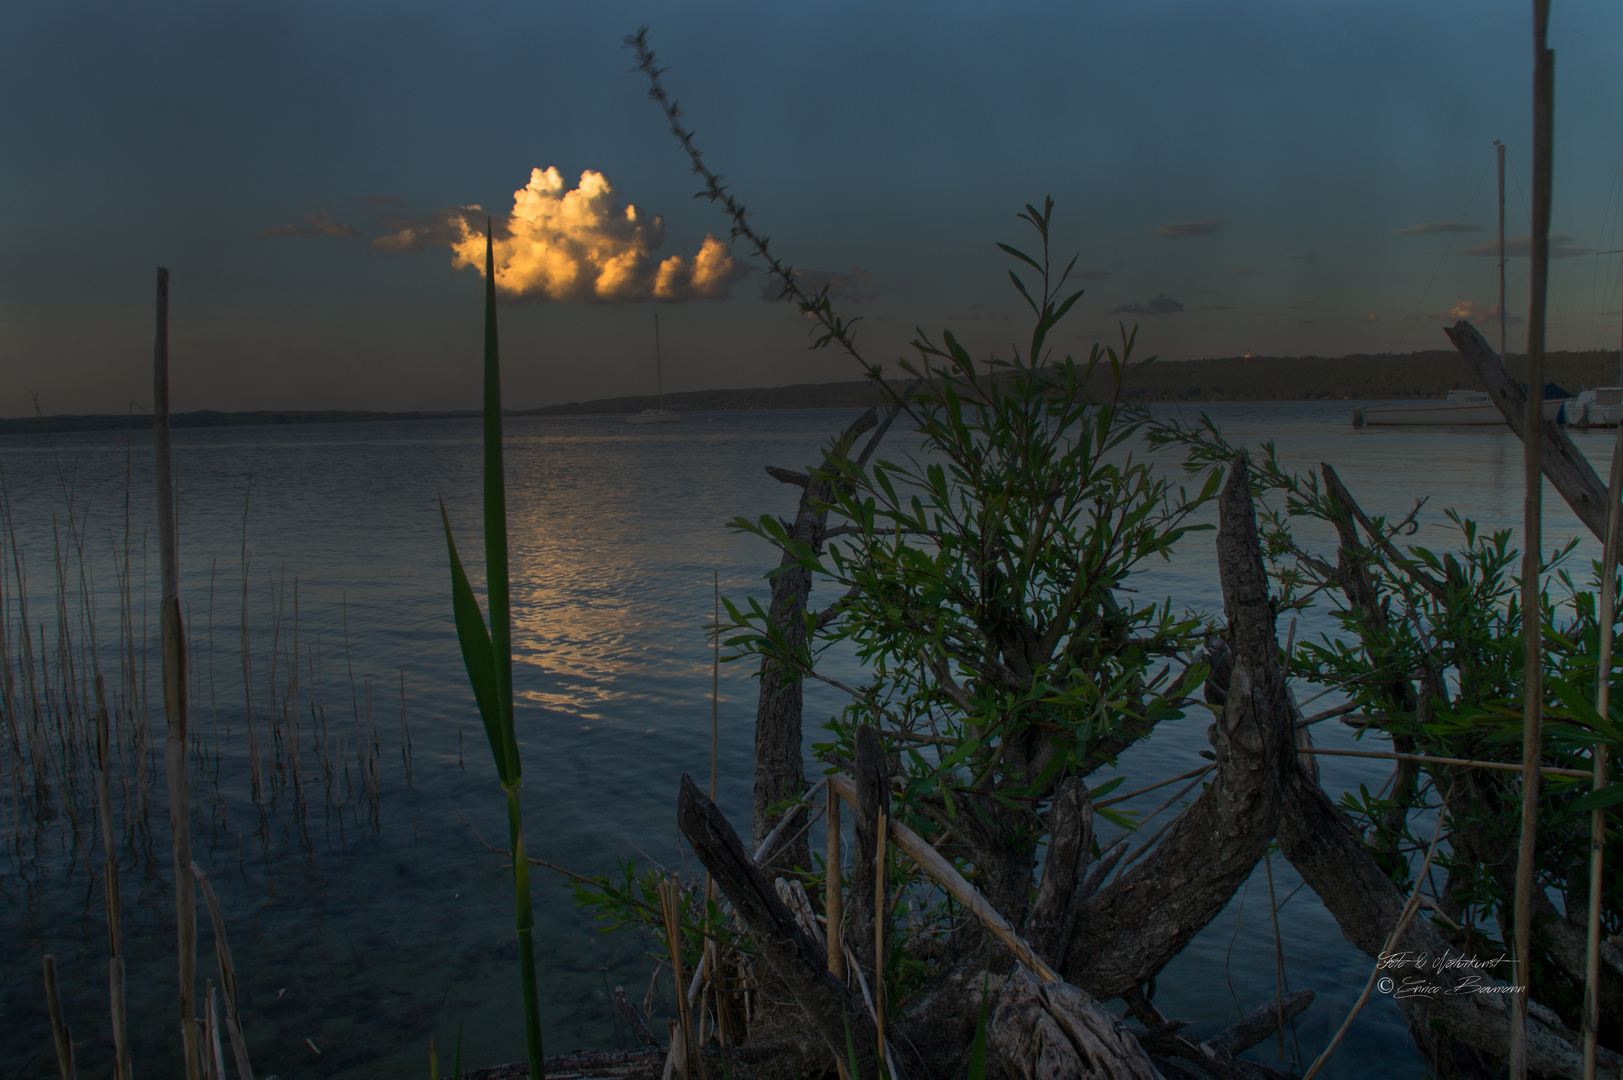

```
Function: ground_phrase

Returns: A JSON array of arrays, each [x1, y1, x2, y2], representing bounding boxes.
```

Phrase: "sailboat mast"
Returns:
[[1496, 139, 1507, 358], [654, 312, 663, 409]]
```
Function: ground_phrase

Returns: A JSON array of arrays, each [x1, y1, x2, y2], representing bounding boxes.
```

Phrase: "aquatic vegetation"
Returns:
[[438, 226, 546, 1078]]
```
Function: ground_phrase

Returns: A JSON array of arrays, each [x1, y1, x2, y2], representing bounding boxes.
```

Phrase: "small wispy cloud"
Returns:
[[1109, 293, 1185, 315], [1154, 219, 1227, 239], [258, 208, 361, 239], [1400, 221, 1480, 235], [762, 266, 875, 303], [1409, 300, 1523, 324], [1453, 233, 1593, 259], [1360, 313, 1379, 323]]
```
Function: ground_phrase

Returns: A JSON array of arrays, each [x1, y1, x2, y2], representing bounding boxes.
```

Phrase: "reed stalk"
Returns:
[[43, 953, 76, 1080], [659, 877, 705, 1080], [1582, 422, 1622, 1080], [153, 267, 201, 1080], [193, 861, 255, 1080], [94, 673, 131, 1080], [1511, 8, 1554, 1074], [439, 225, 545, 1077]]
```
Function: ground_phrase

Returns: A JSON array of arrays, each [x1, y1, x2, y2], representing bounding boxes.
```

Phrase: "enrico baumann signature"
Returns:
[[1376, 974, 1524, 998]]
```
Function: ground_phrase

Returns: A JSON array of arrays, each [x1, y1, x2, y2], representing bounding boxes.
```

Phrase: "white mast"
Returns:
[[1496, 139, 1507, 358]]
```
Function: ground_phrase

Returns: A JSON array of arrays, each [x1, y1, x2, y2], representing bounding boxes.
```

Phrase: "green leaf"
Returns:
[[439, 500, 513, 785], [1568, 782, 1623, 813], [967, 969, 991, 1080]]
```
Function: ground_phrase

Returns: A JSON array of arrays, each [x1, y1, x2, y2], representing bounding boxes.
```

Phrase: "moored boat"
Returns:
[[1564, 386, 1623, 427], [1354, 385, 1571, 427]]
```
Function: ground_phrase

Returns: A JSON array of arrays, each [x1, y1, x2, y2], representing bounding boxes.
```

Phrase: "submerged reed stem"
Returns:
[[153, 266, 200, 1080], [42, 953, 76, 1080]]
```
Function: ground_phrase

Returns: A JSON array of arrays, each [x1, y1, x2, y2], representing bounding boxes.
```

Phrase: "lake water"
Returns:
[[0, 401, 1612, 1079]]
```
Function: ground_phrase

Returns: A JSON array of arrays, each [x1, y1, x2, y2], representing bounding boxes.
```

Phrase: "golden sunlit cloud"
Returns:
[[373, 167, 745, 303]]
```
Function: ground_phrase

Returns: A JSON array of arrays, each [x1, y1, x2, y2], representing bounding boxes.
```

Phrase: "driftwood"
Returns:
[[675, 774, 880, 1079], [1205, 989, 1315, 1058], [460, 1046, 783, 1080], [1445, 319, 1612, 545], [753, 408, 895, 875], [1063, 456, 1293, 999]]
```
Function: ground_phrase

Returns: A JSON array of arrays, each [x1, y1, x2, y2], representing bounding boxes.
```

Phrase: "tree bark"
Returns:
[[988, 966, 1163, 1080], [1062, 456, 1292, 1000], [1025, 777, 1093, 969]]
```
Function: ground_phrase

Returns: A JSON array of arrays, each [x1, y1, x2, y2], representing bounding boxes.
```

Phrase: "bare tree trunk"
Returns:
[[752, 407, 893, 876]]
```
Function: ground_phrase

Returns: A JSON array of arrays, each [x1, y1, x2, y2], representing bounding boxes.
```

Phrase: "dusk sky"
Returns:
[[5, 0, 1623, 416]]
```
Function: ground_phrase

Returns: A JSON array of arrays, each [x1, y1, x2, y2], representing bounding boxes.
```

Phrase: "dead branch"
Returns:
[[675, 774, 880, 1079], [1063, 456, 1292, 1000]]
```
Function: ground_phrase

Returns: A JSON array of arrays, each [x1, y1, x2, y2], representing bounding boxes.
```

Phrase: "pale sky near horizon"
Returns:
[[5, 0, 1623, 416]]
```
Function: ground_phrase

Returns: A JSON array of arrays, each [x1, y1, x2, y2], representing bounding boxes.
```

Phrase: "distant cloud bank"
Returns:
[[1453, 233, 1593, 259], [258, 208, 361, 239], [1109, 293, 1185, 315], [1400, 221, 1481, 235], [1154, 219, 1227, 239], [373, 167, 746, 303]]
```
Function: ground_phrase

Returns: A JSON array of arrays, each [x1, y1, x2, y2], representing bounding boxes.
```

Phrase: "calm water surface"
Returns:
[[0, 402, 1611, 1078]]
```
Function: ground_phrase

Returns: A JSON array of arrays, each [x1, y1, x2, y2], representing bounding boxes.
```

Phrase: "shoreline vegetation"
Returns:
[[8, 347, 1621, 435]]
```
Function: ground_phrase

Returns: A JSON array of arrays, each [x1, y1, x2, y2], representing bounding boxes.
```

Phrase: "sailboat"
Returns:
[[625, 313, 680, 424], [1358, 140, 1572, 427]]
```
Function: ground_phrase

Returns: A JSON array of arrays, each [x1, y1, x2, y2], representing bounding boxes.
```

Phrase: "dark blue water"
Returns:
[[0, 404, 1609, 1078]]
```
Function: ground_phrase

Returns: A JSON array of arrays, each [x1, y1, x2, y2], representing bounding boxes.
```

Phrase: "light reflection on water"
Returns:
[[0, 403, 1610, 1078]]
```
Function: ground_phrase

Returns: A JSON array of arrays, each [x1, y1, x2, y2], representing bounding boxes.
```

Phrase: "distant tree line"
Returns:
[[9, 348, 1620, 434]]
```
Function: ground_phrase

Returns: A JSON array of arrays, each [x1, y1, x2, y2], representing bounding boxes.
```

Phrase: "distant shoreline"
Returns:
[[8, 347, 1619, 435]]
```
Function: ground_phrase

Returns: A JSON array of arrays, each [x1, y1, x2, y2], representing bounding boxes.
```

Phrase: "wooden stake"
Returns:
[[873, 810, 887, 1072], [827, 785, 848, 1080], [1512, 6, 1554, 1074], [153, 266, 200, 1080]]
